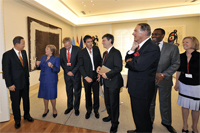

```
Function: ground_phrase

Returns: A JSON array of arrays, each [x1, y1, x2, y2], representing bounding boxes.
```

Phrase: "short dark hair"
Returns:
[[154, 28, 165, 35], [83, 35, 92, 43], [13, 36, 24, 45], [102, 33, 114, 44], [138, 23, 151, 36]]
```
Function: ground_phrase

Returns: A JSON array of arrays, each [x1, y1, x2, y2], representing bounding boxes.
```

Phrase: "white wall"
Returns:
[[3, 0, 74, 86], [0, 0, 10, 122]]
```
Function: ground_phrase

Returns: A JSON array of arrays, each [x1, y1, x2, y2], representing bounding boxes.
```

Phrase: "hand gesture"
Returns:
[[100, 73, 108, 79], [36, 61, 41, 67], [131, 41, 139, 51], [48, 62, 53, 68]]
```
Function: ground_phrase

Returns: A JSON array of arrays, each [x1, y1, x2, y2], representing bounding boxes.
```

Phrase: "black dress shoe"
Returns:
[[161, 122, 177, 133], [182, 129, 189, 133], [110, 125, 118, 133], [53, 113, 57, 118], [42, 109, 49, 117], [127, 130, 137, 133], [64, 108, 73, 114], [24, 116, 34, 122], [102, 116, 111, 122], [75, 110, 80, 116], [94, 112, 99, 119], [85, 112, 91, 119], [14, 122, 21, 129]]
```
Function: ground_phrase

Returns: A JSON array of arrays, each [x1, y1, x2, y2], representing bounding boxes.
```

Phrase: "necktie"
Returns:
[[136, 45, 140, 52], [67, 50, 71, 63], [103, 51, 108, 65], [18, 52, 24, 66]]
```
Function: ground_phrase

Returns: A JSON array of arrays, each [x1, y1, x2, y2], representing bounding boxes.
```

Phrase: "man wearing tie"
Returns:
[[78, 35, 102, 119], [125, 23, 160, 133], [60, 37, 82, 116], [97, 33, 123, 133], [2, 36, 34, 129], [150, 28, 180, 133]]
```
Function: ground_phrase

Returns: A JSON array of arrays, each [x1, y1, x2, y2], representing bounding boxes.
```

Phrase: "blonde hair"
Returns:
[[183, 36, 199, 50], [46, 44, 56, 55], [62, 37, 71, 43]]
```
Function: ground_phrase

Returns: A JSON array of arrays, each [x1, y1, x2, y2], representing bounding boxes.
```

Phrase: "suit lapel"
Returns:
[[22, 51, 26, 68], [70, 46, 75, 62], [138, 38, 151, 53], [160, 42, 167, 56], [84, 48, 92, 66], [12, 49, 23, 67]]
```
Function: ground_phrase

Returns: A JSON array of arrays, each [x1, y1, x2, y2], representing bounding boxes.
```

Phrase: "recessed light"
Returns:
[[84, 5, 86, 7], [91, 0, 93, 2], [92, 4, 94, 5], [82, 2, 84, 4]]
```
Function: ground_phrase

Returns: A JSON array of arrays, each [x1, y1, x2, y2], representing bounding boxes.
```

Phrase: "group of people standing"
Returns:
[[2, 22, 199, 133]]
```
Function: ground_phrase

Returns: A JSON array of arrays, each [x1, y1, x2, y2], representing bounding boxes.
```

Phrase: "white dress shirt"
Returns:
[[86, 47, 95, 71], [158, 41, 163, 51], [13, 47, 23, 59]]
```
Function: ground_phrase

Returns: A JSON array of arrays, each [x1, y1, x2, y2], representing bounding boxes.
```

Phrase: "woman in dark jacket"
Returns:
[[36, 45, 60, 118], [174, 36, 200, 133]]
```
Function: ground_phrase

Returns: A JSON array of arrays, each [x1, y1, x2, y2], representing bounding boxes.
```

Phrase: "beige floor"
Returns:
[[9, 74, 200, 133]]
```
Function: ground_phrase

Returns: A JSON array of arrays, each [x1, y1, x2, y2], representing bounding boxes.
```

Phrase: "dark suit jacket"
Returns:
[[157, 42, 180, 88], [37, 55, 60, 83], [2, 49, 29, 89], [78, 46, 102, 79], [60, 46, 81, 81], [125, 39, 160, 100], [103, 47, 123, 89]]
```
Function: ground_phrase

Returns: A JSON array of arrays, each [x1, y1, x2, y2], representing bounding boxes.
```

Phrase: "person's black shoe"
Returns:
[[24, 116, 34, 122], [42, 109, 49, 117], [102, 116, 111, 122], [14, 122, 21, 129], [182, 129, 189, 133], [94, 112, 99, 119], [85, 112, 91, 119], [127, 129, 137, 133], [53, 113, 57, 118], [75, 110, 80, 116], [161, 122, 177, 133], [110, 125, 118, 133], [64, 108, 73, 114]]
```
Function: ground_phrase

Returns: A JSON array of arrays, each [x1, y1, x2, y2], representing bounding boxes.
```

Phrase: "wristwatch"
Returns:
[[161, 73, 164, 77]]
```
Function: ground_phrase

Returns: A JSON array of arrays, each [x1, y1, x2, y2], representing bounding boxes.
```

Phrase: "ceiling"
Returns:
[[60, 0, 200, 17], [22, 0, 200, 26]]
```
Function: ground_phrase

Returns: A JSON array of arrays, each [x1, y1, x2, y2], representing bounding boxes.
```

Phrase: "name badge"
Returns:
[[67, 63, 71, 66], [185, 73, 192, 78]]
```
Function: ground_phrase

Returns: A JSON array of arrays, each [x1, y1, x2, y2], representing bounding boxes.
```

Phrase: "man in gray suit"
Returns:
[[150, 28, 180, 133]]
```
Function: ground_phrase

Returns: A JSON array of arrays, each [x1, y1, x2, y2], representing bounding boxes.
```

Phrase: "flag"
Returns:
[[72, 37, 75, 46], [80, 36, 83, 48], [76, 36, 79, 46]]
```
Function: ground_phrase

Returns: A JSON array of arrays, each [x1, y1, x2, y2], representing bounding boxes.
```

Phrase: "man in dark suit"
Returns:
[[2, 36, 34, 129], [125, 23, 160, 133], [150, 28, 180, 133], [60, 37, 82, 116], [78, 35, 102, 119], [97, 33, 123, 133]]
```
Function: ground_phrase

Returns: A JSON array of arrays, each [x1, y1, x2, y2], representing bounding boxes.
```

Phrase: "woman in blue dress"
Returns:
[[36, 45, 60, 118]]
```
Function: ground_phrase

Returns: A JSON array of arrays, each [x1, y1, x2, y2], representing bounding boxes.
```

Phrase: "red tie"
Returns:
[[136, 45, 139, 52], [67, 50, 71, 63], [103, 51, 108, 65]]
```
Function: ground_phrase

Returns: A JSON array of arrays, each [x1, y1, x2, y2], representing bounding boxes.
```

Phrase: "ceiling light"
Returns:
[[92, 4, 94, 6], [91, 0, 93, 2], [84, 5, 86, 7], [82, 2, 84, 4]]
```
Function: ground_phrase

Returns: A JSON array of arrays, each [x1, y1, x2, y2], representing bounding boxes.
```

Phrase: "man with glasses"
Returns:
[[150, 28, 180, 133]]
